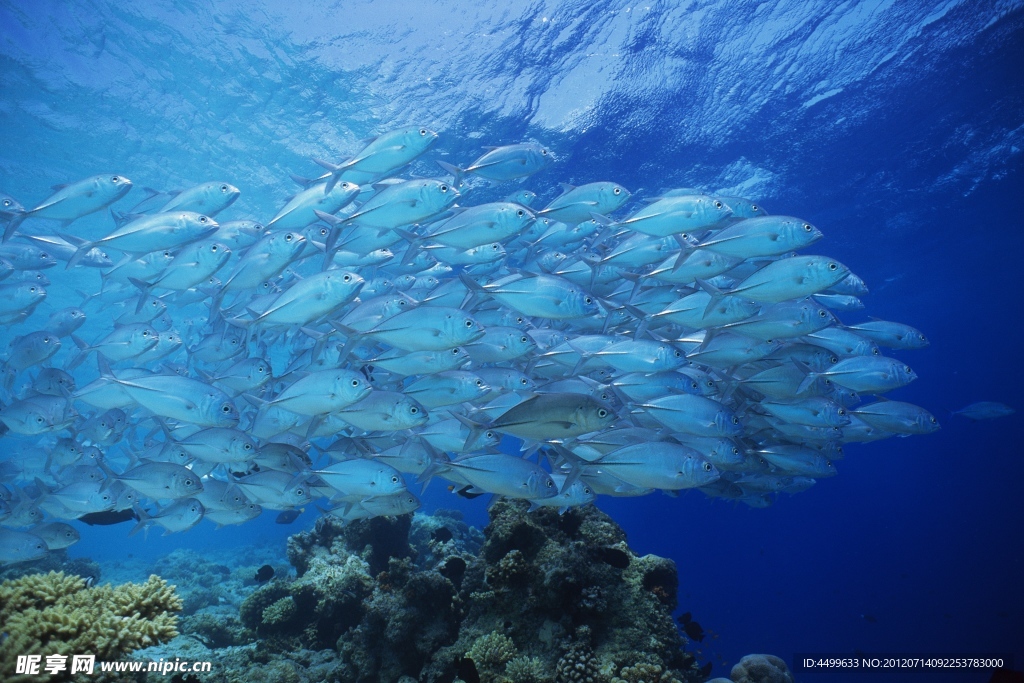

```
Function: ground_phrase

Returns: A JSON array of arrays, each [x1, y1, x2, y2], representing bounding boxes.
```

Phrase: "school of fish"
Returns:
[[0, 126, 942, 564]]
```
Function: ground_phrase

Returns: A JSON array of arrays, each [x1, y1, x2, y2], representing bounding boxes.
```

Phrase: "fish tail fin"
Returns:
[[67, 336, 91, 371], [313, 159, 345, 194], [436, 161, 464, 187], [2, 211, 26, 242], [96, 354, 115, 379], [289, 173, 315, 188], [128, 278, 154, 312], [696, 278, 726, 317], [65, 239, 97, 270], [458, 270, 485, 295], [127, 505, 150, 538], [450, 411, 485, 452], [329, 321, 362, 364], [793, 360, 820, 395], [393, 228, 424, 263]]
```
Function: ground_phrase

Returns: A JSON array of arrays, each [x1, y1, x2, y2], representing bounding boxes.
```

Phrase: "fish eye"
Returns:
[[731, 416, 739, 424], [2, 200, 9, 207], [452, 347, 461, 354], [440, 184, 449, 192], [296, 488, 304, 496], [222, 405, 232, 412], [220, 184, 229, 191], [465, 320, 473, 327], [343, 274, 351, 282], [919, 334, 927, 340], [828, 262, 838, 270], [351, 379, 360, 387], [419, 128, 427, 135], [545, 479, 554, 488], [584, 296, 593, 304], [36, 416, 44, 423], [185, 479, 193, 486], [199, 216, 208, 223], [598, 409, 608, 418], [111, 176, 119, 182], [838, 408, 846, 415], [258, 365, 266, 372], [613, 187, 621, 195], [673, 350, 681, 357], [521, 336, 528, 343], [142, 330, 149, 336], [830, 356, 838, 363], [818, 309, 827, 317], [690, 382, 698, 390], [476, 379, 484, 386], [485, 431, 495, 439], [517, 209, 525, 217], [905, 366, 912, 373], [211, 245, 218, 252], [520, 378, 529, 385], [930, 416, 937, 423], [285, 234, 294, 241], [714, 200, 723, 209], [410, 406, 418, 413], [542, 149, 548, 155], [703, 462, 712, 472]]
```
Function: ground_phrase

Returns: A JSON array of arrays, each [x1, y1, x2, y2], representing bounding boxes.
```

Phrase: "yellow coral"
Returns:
[[0, 571, 183, 683]]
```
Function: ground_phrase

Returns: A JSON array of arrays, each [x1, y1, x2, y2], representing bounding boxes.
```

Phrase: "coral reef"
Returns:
[[611, 661, 684, 683], [185, 503, 704, 683], [554, 630, 603, 683], [506, 654, 553, 683], [0, 570, 182, 682], [729, 654, 794, 683]]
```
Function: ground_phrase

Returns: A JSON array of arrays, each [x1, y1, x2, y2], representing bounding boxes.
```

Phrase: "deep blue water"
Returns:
[[1, 0, 1022, 681]]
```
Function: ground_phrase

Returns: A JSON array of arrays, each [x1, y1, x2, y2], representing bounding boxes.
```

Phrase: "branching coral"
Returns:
[[0, 571, 182, 683], [506, 655, 553, 683], [467, 631, 518, 669]]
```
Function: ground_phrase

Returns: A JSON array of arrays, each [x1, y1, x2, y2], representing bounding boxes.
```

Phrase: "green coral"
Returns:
[[262, 596, 298, 627], [467, 631, 518, 669], [506, 655, 553, 683], [0, 570, 182, 683]]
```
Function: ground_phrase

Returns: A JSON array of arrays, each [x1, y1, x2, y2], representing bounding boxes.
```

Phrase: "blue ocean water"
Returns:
[[1, 0, 1022, 681]]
